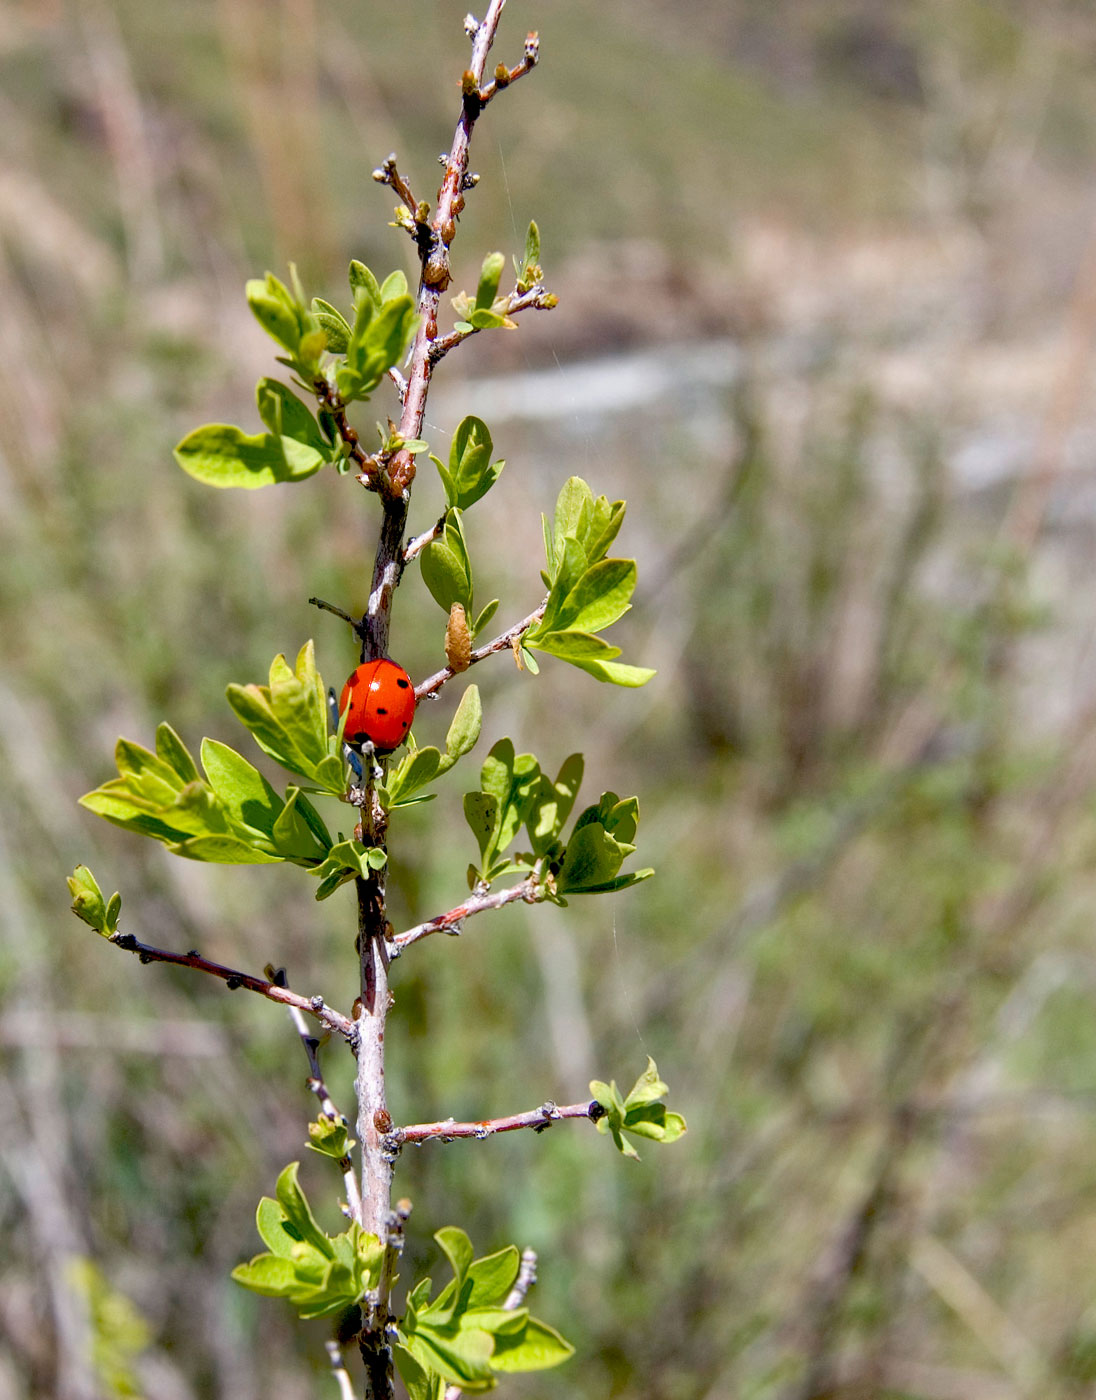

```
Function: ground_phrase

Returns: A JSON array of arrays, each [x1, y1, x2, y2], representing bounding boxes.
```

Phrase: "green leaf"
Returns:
[[623, 1056, 667, 1109], [231, 1254, 298, 1298], [155, 723, 199, 784], [591, 1061, 686, 1157], [465, 1247, 520, 1309], [475, 251, 505, 311], [380, 269, 409, 302], [426, 1227, 474, 1326], [272, 787, 328, 860], [275, 1162, 334, 1258], [67, 865, 118, 936], [478, 740, 540, 866], [468, 307, 510, 330], [420, 510, 474, 617], [557, 822, 633, 894], [348, 260, 381, 307], [471, 599, 499, 639], [246, 272, 303, 353], [385, 747, 444, 806], [555, 558, 637, 633], [174, 423, 325, 490], [255, 379, 330, 458], [491, 1317, 575, 1372], [527, 754, 583, 856], [311, 298, 351, 353], [200, 738, 284, 838], [445, 417, 505, 511], [168, 834, 284, 864], [551, 477, 593, 568], [463, 792, 498, 864]]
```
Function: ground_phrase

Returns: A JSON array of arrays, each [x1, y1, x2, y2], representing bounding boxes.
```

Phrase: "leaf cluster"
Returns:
[[590, 1058, 687, 1160], [463, 740, 653, 897], [79, 644, 339, 871], [173, 262, 417, 490], [232, 1164, 383, 1320], [523, 477, 654, 686], [395, 1227, 573, 1396]]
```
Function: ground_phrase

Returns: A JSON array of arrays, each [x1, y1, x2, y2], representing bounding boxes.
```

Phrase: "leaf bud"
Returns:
[[494, 62, 511, 87]]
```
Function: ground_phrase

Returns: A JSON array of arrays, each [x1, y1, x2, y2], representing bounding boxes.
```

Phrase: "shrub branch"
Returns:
[[105, 932, 353, 1038]]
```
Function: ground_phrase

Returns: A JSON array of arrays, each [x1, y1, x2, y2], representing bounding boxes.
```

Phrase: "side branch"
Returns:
[[389, 878, 538, 954], [107, 932, 354, 1039], [270, 966, 364, 1225], [415, 598, 548, 701], [427, 285, 557, 366], [394, 1099, 602, 1149]]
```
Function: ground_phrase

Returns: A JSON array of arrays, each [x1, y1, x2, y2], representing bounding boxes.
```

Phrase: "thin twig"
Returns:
[[389, 878, 538, 954], [503, 1247, 539, 1309], [415, 598, 548, 701], [313, 377, 381, 490], [394, 1099, 601, 1148], [106, 932, 354, 1039], [402, 514, 447, 566], [324, 1341, 358, 1400], [309, 595, 365, 636]]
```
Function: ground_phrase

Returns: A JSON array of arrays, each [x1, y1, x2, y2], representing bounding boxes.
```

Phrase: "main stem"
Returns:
[[352, 5, 510, 1395]]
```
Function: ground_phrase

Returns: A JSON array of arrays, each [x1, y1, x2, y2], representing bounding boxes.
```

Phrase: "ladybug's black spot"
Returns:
[[396, 678, 410, 688], [377, 706, 388, 715], [401, 720, 409, 729]]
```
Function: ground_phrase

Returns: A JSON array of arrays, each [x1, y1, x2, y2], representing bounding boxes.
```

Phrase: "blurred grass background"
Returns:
[[5, 0, 1096, 1396]]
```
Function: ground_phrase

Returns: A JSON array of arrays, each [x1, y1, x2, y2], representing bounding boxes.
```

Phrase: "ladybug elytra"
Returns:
[[340, 659, 416, 753]]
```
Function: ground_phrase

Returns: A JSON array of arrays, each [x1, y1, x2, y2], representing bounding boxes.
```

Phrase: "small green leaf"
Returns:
[[623, 1056, 667, 1110], [475, 251, 505, 311], [246, 272, 302, 353], [463, 792, 498, 863], [311, 297, 351, 353], [470, 599, 499, 639], [444, 685, 482, 763], [155, 723, 199, 784], [420, 511, 474, 617], [445, 417, 505, 511], [168, 834, 284, 864], [275, 1162, 334, 1258], [348, 260, 381, 307]]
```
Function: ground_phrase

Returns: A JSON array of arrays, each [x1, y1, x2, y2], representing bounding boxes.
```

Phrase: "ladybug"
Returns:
[[339, 659, 416, 753]]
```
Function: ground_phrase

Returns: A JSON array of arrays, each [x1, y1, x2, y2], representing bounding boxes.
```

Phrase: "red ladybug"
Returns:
[[339, 659, 416, 753]]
